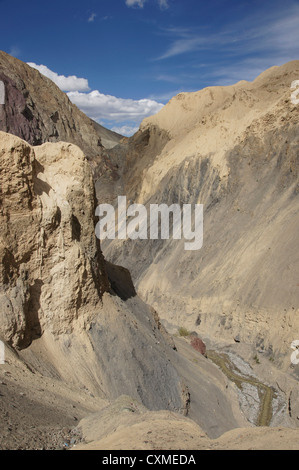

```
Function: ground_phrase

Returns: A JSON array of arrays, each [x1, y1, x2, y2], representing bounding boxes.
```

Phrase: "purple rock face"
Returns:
[[0, 51, 123, 203], [190, 335, 207, 356], [0, 72, 43, 145]]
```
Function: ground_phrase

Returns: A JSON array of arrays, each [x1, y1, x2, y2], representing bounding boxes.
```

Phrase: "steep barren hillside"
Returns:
[[102, 61, 299, 371]]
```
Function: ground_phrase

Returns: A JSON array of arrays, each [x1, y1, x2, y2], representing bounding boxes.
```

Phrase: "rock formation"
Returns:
[[0, 130, 188, 411], [0, 132, 109, 348]]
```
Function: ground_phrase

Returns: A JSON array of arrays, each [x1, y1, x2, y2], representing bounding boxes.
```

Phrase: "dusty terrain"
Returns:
[[102, 61, 299, 369], [1, 331, 299, 450], [74, 416, 299, 451], [1, 55, 299, 451], [0, 130, 260, 450]]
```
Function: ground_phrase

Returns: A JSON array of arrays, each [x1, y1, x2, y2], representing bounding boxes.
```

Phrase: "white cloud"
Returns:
[[125, 0, 169, 9], [67, 90, 164, 122], [26, 62, 164, 133], [9, 45, 21, 58], [88, 12, 97, 22], [156, 4, 299, 61], [125, 0, 146, 7], [157, 36, 207, 60], [111, 125, 139, 136], [158, 0, 169, 10], [27, 62, 90, 92]]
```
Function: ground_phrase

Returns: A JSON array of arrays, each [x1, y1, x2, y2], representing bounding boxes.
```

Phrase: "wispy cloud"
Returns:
[[154, 25, 238, 61], [157, 36, 208, 60], [208, 6, 299, 85], [111, 124, 140, 136], [147, 89, 191, 102], [27, 62, 90, 92], [206, 57, 293, 86], [156, 4, 299, 65], [125, 0, 146, 8], [155, 74, 183, 83], [9, 45, 21, 58], [158, 0, 169, 10], [125, 0, 169, 10], [88, 12, 97, 22]]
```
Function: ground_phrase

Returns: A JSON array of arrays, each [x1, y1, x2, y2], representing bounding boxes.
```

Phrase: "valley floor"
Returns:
[[1, 333, 298, 451]]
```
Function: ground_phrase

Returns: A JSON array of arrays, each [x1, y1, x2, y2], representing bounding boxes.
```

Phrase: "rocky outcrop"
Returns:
[[0, 132, 109, 348], [0, 131, 188, 420]]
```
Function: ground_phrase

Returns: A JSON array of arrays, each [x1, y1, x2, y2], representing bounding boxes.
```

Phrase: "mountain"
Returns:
[[1, 53, 299, 450], [0, 50, 123, 177], [1, 131, 256, 448], [102, 61, 299, 370]]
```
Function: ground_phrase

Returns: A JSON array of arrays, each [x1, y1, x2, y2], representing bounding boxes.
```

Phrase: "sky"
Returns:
[[1, 0, 299, 136]]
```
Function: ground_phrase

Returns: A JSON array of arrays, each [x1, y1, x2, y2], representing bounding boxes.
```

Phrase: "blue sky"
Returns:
[[1, 0, 299, 135]]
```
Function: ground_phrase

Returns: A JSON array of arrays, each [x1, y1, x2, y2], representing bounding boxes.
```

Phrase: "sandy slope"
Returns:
[[103, 60, 299, 370], [2, 336, 298, 451], [74, 423, 299, 451], [72, 395, 299, 450], [0, 341, 108, 450]]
